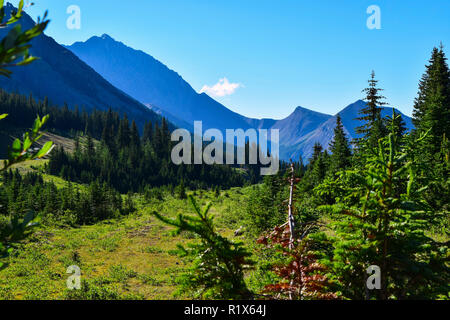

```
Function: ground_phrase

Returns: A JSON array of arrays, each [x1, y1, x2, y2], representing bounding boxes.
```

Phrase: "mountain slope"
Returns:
[[270, 106, 332, 146], [0, 5, 162, 128]]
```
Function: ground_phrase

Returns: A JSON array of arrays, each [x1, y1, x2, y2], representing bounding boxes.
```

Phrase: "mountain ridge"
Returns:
[[67, 34, 256, 132]]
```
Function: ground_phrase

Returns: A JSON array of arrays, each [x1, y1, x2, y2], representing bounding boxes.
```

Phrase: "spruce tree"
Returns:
[[329, 114, 352, 173], [142, 121, 153, 142], [384, 109, 407, 143], [311, 142, 323, 164], [117, 115, 131, 149], [311, 151, 329, 185], [130, 120, 141, 150], [412, 45, 450, 157], [355, 71, 388, 149], [152, 196, 253, 299], [101, 108, 115, 151]]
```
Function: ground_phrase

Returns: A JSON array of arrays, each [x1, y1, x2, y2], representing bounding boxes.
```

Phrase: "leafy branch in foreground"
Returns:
[[0, 0, 51, 268], [0, 0, 53, 172], [1, 114, 54, 170], [0, 0, 49, 76], [152, 195, 254, 299]]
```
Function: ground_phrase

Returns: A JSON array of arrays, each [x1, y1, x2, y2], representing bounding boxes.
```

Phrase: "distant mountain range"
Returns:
[[67, 34, 413, 161], [279, 100, 413, 161], [0, 4, 413, 161], [0, 4, 162, 129]]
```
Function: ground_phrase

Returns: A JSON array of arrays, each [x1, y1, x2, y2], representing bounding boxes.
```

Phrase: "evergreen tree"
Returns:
[[86, 135, 95, 158], [318, 129, 448, 299], [329, 114, 352, 173], [311, 151, 329, 185], [409, 45, 450, 215], [142, 121, 153, 142], [386, 109, 407, 139], [311, 142, 323, 165], [152, 196, 253, 299], [117, 115, 131, 148], [101, 108, 115, 151], [176, 180, 187, 199], [214, 186, 220, 198], [355, 71, 388, 149], [130, 120, 141, 150], [412, 45, 450, 157]]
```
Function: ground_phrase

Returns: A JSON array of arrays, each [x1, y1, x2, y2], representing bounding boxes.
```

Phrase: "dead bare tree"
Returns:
[[287, 161, 300, 249]]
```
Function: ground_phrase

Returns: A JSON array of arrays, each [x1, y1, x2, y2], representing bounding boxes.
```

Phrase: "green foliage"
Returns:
[[45, 112, 246, 193], [64, 278, 143, 300], [329, 114, 352, 174], [354, 71, 388, 150], [144, 186, 164, 201], [0, 210, 39, 268], [244, 175, 287, 235], [152, 195, 254, 299], [0, 0, 49, 76], [317, 128, 448, 299], [413, 45, 450, 157], [176, 180, 187, 199], [0, 1, 50, 270], [409, 44, 450, 233], [2, 114, 54, 169], [384, 109, 407, 142], [0, 170, 125, 226], [299, 143, 330, 192]]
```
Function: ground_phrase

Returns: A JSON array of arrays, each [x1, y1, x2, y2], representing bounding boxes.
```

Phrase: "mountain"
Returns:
[[270, 106, 333, 146], [281, 100, 415, 161], [67, 34, 253, 132], [67, 34, 414, 162], [0, 4, 162, 128]]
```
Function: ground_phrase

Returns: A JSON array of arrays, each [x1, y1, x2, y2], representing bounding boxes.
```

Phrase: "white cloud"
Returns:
[[200, 78, 242, 97]]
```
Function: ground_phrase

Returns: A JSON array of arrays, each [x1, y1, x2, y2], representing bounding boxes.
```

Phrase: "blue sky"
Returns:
[[13, 0, 450, 119]]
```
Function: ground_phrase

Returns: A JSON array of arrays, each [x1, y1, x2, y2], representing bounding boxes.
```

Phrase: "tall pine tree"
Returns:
[[412, 44, 450, 157], [355, 71, 388, 149]]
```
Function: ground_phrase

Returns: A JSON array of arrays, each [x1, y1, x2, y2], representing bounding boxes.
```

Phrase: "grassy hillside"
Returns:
[[0, 160, 251, 300]]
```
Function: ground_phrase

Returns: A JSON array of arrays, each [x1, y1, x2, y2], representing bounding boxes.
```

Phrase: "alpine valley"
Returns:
[[0, 5, 413, 162]]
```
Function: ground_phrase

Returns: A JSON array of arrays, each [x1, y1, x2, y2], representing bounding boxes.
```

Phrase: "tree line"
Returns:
[[47, 114, 249, 193], [0, 170, 132, 225], [0, 88, 268, 192]]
